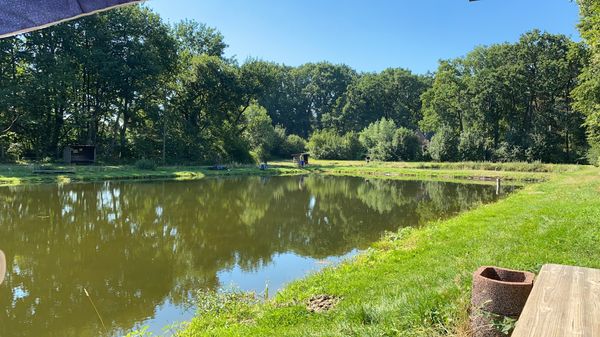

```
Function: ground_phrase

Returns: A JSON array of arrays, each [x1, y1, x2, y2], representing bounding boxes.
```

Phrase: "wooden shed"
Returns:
[[63, 145, 96, 164]]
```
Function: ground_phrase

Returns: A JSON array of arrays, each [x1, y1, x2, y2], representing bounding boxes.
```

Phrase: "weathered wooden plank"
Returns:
[[512, 264, 600, 337]]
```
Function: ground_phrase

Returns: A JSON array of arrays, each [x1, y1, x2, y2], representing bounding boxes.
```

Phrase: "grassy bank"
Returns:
[[0, 164, 305, 186], [276, 159, 583, 183], [0, 160, 584, 186], [173, 165, 600, 337]]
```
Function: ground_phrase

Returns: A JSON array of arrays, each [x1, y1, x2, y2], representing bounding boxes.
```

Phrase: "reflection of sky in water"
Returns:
[[136, 250, 358, 336]]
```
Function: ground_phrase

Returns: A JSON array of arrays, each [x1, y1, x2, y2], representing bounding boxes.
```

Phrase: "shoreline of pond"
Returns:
[[174, 166, 600, 337], [0, 160, 575, 187]]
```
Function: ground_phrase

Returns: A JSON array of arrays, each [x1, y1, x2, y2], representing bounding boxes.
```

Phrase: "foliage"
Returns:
[[359, 118, 422, 161], [6, 142, 24, 161], [332, 68, 431, 133], [135, 159, 157, 170], [243, 104, 276, 162], [307, 129, 364, 160], [393, 127, 422, 161], [359, 118, 398, 161], [573, 0, 600, 151], [428, 127, 459, 162], [284, 134, 307, 156], [587, 143, 600, 166], [422, 30, 589, 163], [493, 142, 525, 163], [459, 130, 490, 161], [0, 6, 595, 167]]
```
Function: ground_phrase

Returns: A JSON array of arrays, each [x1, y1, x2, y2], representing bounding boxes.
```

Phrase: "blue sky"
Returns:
[[146, 0, 581, 74]]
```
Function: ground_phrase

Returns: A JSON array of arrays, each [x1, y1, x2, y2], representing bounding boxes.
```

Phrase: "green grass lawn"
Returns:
[[0, 163, 304, 186], [168, 164, 600, 337]]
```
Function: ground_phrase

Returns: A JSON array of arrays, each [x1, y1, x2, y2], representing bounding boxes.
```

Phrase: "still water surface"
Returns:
[[0, 175, 512, 337]]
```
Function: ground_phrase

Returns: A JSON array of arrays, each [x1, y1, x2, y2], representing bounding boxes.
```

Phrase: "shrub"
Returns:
[[458, 130, 490, 161], [285, 134, 307, 155], [359, 118, 398, 161], [243, 104, 276, 162], [6, 142, 25, 161], [359, 119, 422, 161], [526, 132, 562, 163], [271, 126, 288, 157], [135, 159, 157, 170], [588, 143, 600, 166], [307, 129, 364, 160], [493, 142, 525, 162], [428, 127, 459, 162], [393, 127, 422, 161], [342, 131, 365, 160]]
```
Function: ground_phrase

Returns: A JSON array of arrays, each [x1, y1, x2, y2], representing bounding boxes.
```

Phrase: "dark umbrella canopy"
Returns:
[[0, 0, 142, 38]]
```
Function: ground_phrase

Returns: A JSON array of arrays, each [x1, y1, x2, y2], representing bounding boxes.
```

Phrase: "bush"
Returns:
[[359, 118, 398, 161], [135, 159, 157, 170], [243, 104, 276, 162], [307, 129, 364, 160], [342, 132, 365, 160], [428, 127, 459, 162], [285, 134, 307, 155], [271, 126, 288, 157], [6, 142, 25, 161], [458, 130, 490, 161], [588, 143, 600, 166], [493, 142, 525, 162], [268, 126, 307, 158], [359, 119, 422, 161], [393, 127, 422, 161]]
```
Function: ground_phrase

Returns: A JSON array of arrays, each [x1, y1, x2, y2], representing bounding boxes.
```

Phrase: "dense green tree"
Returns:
[[294, 62, 357, 130], [393, 127, 422, 161], [573, 0, 600, 165], [332, 68, 430, 133], [0, 7, 593, 165], [174, 20, 227, 58], [422, 31, 588, 163], [243, 104, 276, 162]]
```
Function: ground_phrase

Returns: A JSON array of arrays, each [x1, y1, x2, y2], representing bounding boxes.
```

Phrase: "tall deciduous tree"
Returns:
[[573, 0, 600, 164], [422, 31, 588, 163], [333, 68, 430, 133]]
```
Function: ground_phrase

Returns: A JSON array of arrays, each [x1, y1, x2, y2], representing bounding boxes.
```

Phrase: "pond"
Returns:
[[0, 175, 513, 337]]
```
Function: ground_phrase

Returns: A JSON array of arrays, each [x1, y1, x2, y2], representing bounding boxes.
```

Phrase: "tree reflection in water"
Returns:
[[0, 176, 510, 337]]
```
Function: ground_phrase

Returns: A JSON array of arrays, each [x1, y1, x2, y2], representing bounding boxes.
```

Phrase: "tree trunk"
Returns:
[[119, 98, 129, 159]]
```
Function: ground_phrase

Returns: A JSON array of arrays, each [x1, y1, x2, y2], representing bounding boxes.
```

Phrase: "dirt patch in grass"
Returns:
[[307, 295, 341, 313]]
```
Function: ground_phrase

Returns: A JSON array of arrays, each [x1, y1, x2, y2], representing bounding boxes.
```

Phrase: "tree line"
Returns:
[[0, 4, 598, 164]]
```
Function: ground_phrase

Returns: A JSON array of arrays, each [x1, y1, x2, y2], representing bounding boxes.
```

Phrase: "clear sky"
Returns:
[[145, 0, 581, 74]]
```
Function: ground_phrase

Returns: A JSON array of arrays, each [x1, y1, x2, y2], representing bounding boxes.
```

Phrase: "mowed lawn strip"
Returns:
[[0, 164, 304, 186], [178, 166, 600, 337]]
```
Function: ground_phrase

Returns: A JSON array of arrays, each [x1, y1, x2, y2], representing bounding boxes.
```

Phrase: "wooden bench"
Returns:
[[512, 264, 600, 337]]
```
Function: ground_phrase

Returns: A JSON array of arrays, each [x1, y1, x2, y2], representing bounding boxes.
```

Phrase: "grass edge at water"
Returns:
[[173, 165, 600, 337]]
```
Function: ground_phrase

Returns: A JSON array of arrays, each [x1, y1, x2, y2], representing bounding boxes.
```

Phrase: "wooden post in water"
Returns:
[[496, 178, 501, 195], [0, 250, 5, 286]]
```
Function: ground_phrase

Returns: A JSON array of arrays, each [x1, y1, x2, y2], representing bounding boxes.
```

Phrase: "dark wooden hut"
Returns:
[[63, 145, 96, 164]]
